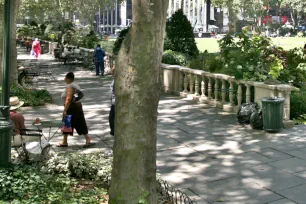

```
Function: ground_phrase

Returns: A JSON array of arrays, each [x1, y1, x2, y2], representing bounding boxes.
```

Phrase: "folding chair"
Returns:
[[15, 129, 51, 161]]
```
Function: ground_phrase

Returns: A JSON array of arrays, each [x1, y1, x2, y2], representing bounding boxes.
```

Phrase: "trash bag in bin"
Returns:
[[237, 103, 259, 125], [250, 110, 263, 130]]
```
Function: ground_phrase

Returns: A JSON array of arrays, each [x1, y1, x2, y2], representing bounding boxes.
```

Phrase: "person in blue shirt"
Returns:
[[93, 44, 106, 76]]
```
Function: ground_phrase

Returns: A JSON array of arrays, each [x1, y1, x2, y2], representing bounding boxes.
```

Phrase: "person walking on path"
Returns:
[[93, 44, 106, 76], [57, 72, 94, 148], [109, 66, 115, 136], [31, 38, 41, 59]]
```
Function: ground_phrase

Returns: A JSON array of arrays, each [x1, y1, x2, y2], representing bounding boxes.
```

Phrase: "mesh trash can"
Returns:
[[261, 97, 285, 132]]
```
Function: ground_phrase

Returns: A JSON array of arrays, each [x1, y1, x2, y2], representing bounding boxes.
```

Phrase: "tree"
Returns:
[[109, 0, 168, 203], [211, 0, 240, 33], [0, 0, 20, 85], [283, 0, 306, 27], [18, 0, 124, 25], [211, 0, 265, 33], [165, 9, 199, 57]]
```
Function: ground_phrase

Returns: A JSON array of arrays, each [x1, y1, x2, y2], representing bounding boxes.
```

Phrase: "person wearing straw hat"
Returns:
[[9, 97, 39, 147]]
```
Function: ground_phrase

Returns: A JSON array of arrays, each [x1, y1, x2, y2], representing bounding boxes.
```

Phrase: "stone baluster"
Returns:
[[180, 71, 184, 92], [237, 84, 243, 107], [201, 76, 206, 98], [184, 72, 188, 93], [278, 91, 290, 121], [284, 92, 291, 121], [246, 84, 251, 103], [214, 78, 219, 102], [208, 77, 212, 99], [222, 80, 226, 104], [189, 73, 194, 94], [195, 75, 200, 96], [229, 81, 234, 105]]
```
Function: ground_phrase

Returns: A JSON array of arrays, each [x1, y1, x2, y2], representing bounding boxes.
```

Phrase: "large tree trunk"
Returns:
[[0, 0, 20, 85], [109, 0, 168, 203]]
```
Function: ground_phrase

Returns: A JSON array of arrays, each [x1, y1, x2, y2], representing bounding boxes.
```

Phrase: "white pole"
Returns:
[[188, 0, 191, 21], [107, 9, 109, 33], [111, 6, 114, 34], [201, 0, 204, 25], [193, 0, 196, 25], [179, 0, 182, 9], [183, 0, 186, 14], [98, 7, 101, 33], [197, 0, 200, 25], [174, 0, 177, 12], [115, 2, 118, 30], [169, 0, 172, 17], [204, 2, 207, 32], [120, 1, 127, 27]]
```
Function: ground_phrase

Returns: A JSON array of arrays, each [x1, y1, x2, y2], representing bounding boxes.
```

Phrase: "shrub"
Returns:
[[162, 50, 189, 66], [279, 48, 306, 87], [0, 165, 108, 203], [290, 91, 306, 120], [99, 40, 115, 53], [41, 151, 112, 183], [0, 85, 53, 106], [164, 9, 199, 57], [189, 51, 223, 73], [113, 27, 129, 55]]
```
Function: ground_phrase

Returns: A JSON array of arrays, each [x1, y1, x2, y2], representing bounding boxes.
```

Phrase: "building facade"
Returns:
[[97, 0, 228, 34]]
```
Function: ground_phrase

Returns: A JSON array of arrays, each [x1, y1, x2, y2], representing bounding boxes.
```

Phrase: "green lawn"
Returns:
[[196, 37, 306, 53]]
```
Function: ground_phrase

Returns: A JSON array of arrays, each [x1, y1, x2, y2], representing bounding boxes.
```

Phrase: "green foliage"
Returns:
[[1, 85, 53, 106], [189, 51, 223, 73], [290, 91, 306, 120], [279, 48, 306, 87], [113, 27, 129, 55], [164, 9, 199, 57], [41, 151, 112, 183], [268, 55, 284, 79], [162, 50, 189, 66], [293, 114, 306, 125], [99, 40, 115, 53], [0, 165, 108, 203]]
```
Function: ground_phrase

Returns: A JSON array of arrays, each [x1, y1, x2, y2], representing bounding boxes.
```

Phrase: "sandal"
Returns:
[[56, 143, 68, 147], [83, 143, 96, 148]]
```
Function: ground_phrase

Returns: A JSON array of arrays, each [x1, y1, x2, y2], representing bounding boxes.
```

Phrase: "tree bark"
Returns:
[[0, 0, 19, 85], [109, 0, 168, 203]]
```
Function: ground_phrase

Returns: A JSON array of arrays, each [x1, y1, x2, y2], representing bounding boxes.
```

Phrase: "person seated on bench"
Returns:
[[74, 46, 81, 54], [10, 97, 39, 147]]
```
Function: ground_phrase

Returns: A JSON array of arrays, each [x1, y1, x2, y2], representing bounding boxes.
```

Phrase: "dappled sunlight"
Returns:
[[14, 49, 306, 203]]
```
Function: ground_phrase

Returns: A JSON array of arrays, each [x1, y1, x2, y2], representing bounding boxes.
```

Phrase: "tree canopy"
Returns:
[[18, 0, 123, 24]]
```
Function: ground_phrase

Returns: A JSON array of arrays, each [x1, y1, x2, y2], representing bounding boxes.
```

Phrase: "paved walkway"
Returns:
[[17, 50, 306, 204]]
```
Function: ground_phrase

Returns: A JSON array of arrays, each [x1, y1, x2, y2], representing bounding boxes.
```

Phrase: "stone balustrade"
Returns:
[[161, 64, 298, 128]]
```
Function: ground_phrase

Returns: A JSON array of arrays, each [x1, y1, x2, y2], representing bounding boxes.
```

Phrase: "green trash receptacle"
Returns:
[[0, 120, 13, 167], [261, 97, 285, 132]]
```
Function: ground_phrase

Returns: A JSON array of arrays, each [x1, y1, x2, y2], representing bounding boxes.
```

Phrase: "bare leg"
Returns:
[[84, 134, 91, 144], [56, 134, 68, 147]]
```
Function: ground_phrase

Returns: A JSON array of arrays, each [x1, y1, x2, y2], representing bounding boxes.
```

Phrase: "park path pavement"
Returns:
[[16, 49, 306, 204]]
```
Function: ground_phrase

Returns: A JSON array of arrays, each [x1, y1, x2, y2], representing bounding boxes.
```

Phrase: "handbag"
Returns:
[[60, 115, 73, 133]]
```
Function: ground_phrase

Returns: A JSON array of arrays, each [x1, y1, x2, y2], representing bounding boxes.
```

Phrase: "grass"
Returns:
[[196, 37, 306, 53]]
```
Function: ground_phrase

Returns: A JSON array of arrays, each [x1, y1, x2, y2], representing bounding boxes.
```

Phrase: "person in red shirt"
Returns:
[[31, 38, 41, 59], [10, 97, 39, 147]]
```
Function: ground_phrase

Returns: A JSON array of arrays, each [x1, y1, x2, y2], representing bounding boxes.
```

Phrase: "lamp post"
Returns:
[[0, 0, 13, 167], [25, 16, 30, 24]]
